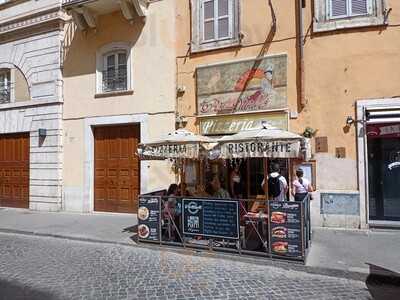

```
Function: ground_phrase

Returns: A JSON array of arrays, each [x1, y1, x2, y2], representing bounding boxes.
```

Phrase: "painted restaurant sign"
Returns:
[[200, 113, 288, 135], [196, 54, 287, 116]]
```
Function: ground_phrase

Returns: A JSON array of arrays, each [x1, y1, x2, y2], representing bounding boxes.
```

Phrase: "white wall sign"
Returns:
[[220, 140, 301, 159]]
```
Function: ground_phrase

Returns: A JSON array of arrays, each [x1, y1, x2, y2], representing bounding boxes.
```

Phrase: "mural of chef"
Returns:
[[261, 66, 276, 98]]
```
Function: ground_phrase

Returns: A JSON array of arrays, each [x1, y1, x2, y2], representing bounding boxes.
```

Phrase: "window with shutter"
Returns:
[[201, 0, 233, 42], [315, 0, 386, 32], [329, 0, 369, 19], [351, 0, 368, 15], [331, 0, 347, 18], [191, 0, 239, 53]]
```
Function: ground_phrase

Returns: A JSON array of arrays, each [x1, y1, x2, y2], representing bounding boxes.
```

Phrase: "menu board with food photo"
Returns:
[[269, 201, 304, 258], [138, 197, 161, 242]]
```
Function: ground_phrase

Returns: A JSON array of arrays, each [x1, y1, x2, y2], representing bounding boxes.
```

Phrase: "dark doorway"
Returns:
[[367, 124, 400, 221]]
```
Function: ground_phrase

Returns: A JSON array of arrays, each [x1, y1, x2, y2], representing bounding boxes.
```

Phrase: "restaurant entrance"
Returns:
[[367, 123, 400, 222], [208, 158, 289, 200]]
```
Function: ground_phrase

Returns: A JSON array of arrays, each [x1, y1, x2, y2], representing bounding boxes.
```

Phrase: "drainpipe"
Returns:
[[297, 0, 306, 109]]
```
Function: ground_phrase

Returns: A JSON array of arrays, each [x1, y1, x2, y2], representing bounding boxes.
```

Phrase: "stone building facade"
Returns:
[[0, 0, 66, 211]]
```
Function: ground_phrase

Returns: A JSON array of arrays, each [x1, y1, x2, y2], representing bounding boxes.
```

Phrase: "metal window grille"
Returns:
[[0, 81, 11, 104], [102, 67, 127, 92]]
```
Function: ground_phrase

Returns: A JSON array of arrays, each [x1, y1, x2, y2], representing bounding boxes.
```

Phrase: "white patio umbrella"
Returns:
[[216, 123, 309, 159], [138, 128, 215, 160]]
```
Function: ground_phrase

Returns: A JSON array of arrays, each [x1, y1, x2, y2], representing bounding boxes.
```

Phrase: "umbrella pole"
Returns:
[[180, 159, 185, 197], [264, 158, 269, 199], [199, 159, 204, 194]]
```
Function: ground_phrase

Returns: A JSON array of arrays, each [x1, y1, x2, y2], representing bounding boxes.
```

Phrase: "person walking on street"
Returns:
[[292, 168, 313, 202], [262, 163, 288, 201]]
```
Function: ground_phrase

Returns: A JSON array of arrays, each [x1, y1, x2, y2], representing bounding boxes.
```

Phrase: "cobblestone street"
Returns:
[[0, 233, 375, 300]]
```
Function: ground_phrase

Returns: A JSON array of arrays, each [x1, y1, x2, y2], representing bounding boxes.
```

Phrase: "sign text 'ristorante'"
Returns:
[[221, 140, 301, 159]]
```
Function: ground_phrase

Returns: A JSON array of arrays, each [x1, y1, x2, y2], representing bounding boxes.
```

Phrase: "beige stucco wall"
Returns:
[[14, 67, 30, 102], [62, 1, 176, 212], [176, 0, 400, 227]]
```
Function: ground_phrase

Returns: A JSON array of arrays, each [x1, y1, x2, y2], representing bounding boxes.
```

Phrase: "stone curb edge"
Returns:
[[0, 228, 370, 282]]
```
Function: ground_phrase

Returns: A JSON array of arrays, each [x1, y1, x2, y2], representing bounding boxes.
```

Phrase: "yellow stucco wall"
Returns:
[[176, 0, 400, 227], [176, 0, 298, 131], [176, 0, 400, 183]]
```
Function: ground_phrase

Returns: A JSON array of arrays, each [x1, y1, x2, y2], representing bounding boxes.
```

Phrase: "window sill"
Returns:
[[191, 39, 241, 54], [94, 90, 134, 99], [313, 15, 387, 33]]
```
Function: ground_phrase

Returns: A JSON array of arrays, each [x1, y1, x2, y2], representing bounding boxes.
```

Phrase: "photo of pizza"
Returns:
[[138, 206, 150, 221], [272, 241, 288, 253], [271, 226, 288, 239], [271, 212, 287, 224], [138, 224, 150, 239]]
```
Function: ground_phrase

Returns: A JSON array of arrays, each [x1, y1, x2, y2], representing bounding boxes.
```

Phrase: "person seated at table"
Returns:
[[166, 184, 178, 197], [230, 164, 243, 199], [163, 184, 178, 219], [178, 182, 192, 197], [163, 184, 182, 241], [209, 174, 231, 199]]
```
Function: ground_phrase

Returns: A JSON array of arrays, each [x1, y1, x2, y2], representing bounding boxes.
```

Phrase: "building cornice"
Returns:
[[0, 0, 30, 10], [0, 8, 68, 39]]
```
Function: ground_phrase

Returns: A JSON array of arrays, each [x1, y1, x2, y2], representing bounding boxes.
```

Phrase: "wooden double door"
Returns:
[[0, 133, 30, 208], [94, 125, 140, 213]]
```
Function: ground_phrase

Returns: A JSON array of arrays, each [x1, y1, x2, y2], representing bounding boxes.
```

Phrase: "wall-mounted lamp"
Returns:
[[346, 116, 366, 126], [346, 116, 355, 126], [177, 85, 186, 95]]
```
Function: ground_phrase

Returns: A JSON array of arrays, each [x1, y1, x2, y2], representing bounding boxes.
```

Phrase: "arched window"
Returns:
[[0, 66, 30, 104], [96, 42, 132, 95], [103, 50, 128, 92], [0, 69, 11, 104]]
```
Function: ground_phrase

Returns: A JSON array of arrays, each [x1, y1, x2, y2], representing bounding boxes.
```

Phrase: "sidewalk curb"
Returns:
[[0, 228, 135, 248], [0, 228, 371, 283]]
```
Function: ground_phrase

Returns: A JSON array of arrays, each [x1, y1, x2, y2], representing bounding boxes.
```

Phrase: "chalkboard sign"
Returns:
[[138, 197, 161, 242], [269, 201, 303, 258], [183, 199, 239, 239]]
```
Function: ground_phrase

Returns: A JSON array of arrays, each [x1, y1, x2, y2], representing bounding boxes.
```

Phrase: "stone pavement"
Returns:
[[0, 208, 137, 245], [0, 208, 400, 281], [0, 233, 373, 300], [308, 228, 400, 276]]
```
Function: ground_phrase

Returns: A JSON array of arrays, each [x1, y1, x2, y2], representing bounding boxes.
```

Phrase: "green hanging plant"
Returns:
[[302, 127, 318, 138]]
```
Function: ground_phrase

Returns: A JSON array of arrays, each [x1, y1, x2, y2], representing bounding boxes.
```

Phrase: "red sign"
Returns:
[[367, 124, 400, 139]]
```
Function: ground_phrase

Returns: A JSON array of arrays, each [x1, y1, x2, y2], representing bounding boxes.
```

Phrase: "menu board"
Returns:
[[183, 199, 239, 239], [138, 197, 161, 242], [269, 201, 303, 258]]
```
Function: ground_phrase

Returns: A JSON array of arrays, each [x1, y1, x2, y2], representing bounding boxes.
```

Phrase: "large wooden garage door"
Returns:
[[94, 125, 140, 213], [0, 133, 29, 208]]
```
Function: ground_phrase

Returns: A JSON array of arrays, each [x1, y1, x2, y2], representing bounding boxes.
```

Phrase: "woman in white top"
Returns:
[[292, 168, 313, 202], [230, 165, 243, 199]]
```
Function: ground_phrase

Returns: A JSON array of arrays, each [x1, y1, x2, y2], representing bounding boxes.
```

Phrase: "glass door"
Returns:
[[367, 124, 400, 221]]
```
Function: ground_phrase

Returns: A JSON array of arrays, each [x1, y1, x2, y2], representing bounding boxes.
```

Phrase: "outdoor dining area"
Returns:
[[137, 122, 312, 262]]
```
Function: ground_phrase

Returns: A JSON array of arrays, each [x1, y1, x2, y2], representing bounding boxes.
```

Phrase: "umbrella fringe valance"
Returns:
[[138, 126, 311, 161]]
